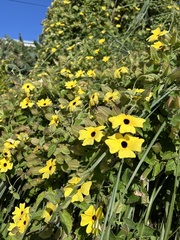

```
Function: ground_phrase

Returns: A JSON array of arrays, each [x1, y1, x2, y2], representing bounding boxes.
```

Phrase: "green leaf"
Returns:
[[59, 209, 72, 235], [152, 162, 163, 177], [47, 143, 56, 158], [13, 192, 20, 200], [137, 223, 158, 236], [123, 218, 136, 229], [165, 159, 176, 173]]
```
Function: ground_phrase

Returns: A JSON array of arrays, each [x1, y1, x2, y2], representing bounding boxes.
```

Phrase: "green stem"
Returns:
[[120, 121, 166, 204], [163, 147, 180, 240], [100, 159, 124, 240]]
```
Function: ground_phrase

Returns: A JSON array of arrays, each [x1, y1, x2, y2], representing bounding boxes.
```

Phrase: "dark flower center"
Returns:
[[3, 163, 7, 167], [49, 166, 52, 171], [43, 103, 47, 106], [91, 131, 96, 137], [21, 211, 24, 215], [108, 96, 113, 100], [124, 119, 130, 124], [23, 220, 26, 225], [49, 209, 53, 215], [92, 215, 97, 221], [27, 85, 29, 88], [121, 141, 128, 148], [73, 101, 76, 105]]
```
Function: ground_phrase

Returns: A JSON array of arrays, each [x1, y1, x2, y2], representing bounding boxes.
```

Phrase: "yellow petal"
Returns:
[[81, 181, 92, 195]]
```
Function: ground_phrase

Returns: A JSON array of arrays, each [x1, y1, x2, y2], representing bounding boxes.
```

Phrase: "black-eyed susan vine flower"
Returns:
[[2, 147, 11, 159], [41, 202, 58, 223], [4, 138, 20, 149], [98, 38, 105, 44], [37, 98, 52, 107], [105, 133, 144, 158], [102, 56, 110, 62], [87, 69, 96, 77], [151, 41, 165, 50], [103, 90, 120, 104], [8, 203, 30, 236], [75, 70, 85, 78], [114, 66, 128, 78], [78, 86, 85, 95], [22, 83, 35, 96], [68, 96, 82, 112], [146, 27, 168, 42], [109, 114, 145, 134], [49, 115, 59, 126], [79, 126, 105, 146], [65, 80, 77, 89], [89, 92, 99, 107], [0, 158, 13, 172], [80, 205, 104, 235], [39, 159, 56, 179], [63, 177, 92, 202], [129, 88, 152, 101], [20, 97, 34, 109]]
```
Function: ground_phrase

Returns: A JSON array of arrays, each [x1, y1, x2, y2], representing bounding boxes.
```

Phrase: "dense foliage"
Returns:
[[0, 0, 179, 239]]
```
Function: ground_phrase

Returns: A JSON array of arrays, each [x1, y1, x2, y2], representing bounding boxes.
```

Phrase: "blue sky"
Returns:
[[0, 0, 52, 41]]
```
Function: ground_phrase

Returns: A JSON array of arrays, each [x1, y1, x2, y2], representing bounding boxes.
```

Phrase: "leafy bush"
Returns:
[[0, 0, 179, 239]]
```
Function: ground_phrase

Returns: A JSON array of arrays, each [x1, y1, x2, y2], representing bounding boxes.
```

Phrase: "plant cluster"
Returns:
[[0, 0, 179, 239]]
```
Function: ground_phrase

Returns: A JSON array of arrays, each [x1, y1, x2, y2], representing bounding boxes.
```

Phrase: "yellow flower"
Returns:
[[105, 133, 144, 158], [151, 41, 164, 50], [37, 98, 52, 107], [58, 30, 64, 34], [16, 214, 30, 234], [16, 132, 29, 141], [42, 202, 58, 223], [65, 80, 77, 89], [109, 114, 145, 134], [49, 115, 59, 126], [22, 83, 35, 94], [103, 90, 120, 104], [8, 214, 30, 236], [80, 205, 104, 235], [102, 56, 110, 62], [98, 38, 105, 44], [78, 86, 85, 95], [76, 70, 85, 78], [51, 48, 57, 53], [20, 97, 34, 109], [0, 158, 13, 172], [94, 49, 100, 54], [66, 44, 75, 50], [87, 69, 96, 77], [39, 159, 56, 179], [88, 35, 93, 39], [146, 27, 168, 42], [89, 92, 99, 107], [12, 203, 30, 223], [134, 88, 152, 101], [79, 126, 105, 146], [114, 67, 128, 78], [2, 148, 11, 159], [68, 96, 82, 112], [86, 56, 94, 60], [63, 0, 70, 4], [64, 177, 92, 202], [116, 24, 121, 28], [4, 138, 20, 149], [102, 6, 106, 10]]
